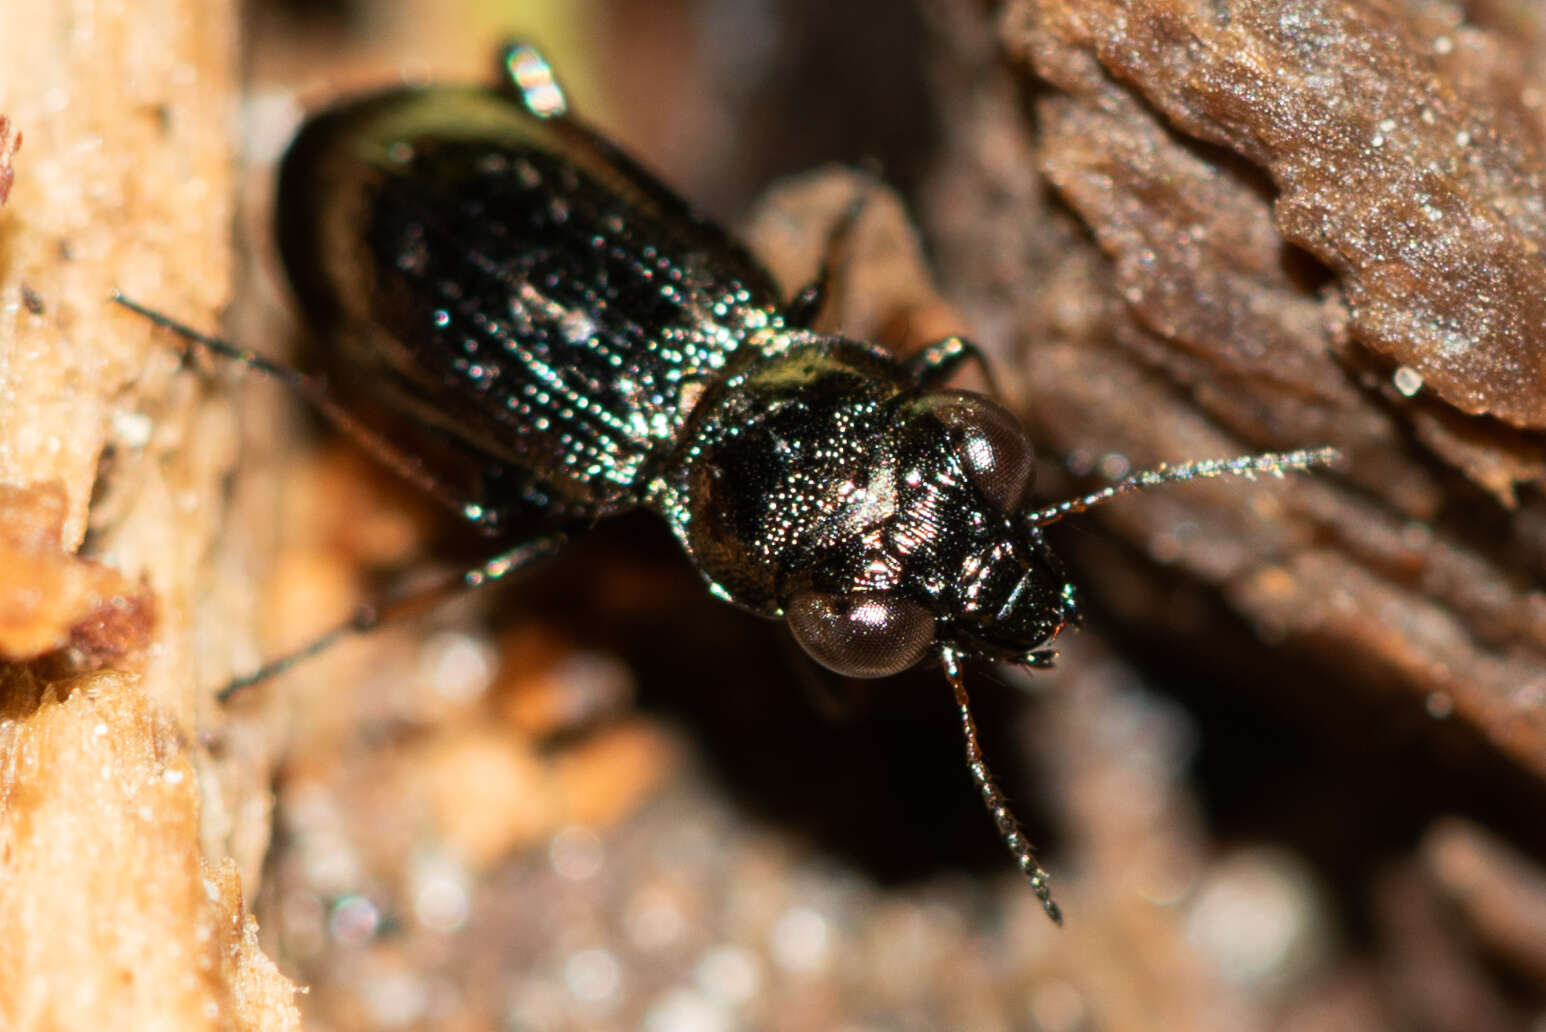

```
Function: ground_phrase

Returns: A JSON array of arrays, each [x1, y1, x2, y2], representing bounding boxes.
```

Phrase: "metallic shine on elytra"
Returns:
[[115, 45, 1338, 924]]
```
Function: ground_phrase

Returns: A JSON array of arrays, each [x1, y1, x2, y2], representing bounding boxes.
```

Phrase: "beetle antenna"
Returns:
[[1025, 446, 1340, 528], [941, 647, 1062, 925], [111, 290, 507, 533]]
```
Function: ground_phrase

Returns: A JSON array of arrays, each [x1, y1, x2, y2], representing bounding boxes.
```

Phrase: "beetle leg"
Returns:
[[906, 335, 1001, 395], [1021, 648, 1059, 670], [497, 43, 569, 119], [216, 530, 573, 701], [784, 185, 874, 330]]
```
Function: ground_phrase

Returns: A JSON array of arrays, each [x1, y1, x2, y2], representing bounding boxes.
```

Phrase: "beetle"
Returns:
[[116, 44, 1337, 923]]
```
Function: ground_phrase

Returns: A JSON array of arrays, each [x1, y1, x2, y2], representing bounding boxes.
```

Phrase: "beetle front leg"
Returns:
[[784, 185, 875, 330]]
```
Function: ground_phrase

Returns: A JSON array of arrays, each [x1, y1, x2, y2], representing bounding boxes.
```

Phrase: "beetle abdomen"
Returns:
[[276, 84, 788, 512]]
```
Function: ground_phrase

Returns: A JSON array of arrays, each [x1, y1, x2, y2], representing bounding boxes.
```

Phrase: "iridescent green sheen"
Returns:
[[276, 45, 1078, 673]]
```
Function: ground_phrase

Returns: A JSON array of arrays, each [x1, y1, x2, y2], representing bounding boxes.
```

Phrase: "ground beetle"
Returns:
[[116, 44, 1338, 924]]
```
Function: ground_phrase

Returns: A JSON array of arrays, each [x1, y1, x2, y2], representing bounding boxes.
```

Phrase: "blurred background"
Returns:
[[246, 0, 939, 238]]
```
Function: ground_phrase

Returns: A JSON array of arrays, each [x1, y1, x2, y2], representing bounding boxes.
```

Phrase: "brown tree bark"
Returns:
[[0, 1, 300, 1028]]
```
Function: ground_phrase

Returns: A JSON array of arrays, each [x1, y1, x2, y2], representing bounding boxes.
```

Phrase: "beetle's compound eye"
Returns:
[[919, 392, 1036, 513], [786, 591, 936, 678]]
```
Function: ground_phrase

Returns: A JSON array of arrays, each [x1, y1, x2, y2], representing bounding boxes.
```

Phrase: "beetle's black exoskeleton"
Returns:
[[115, 45, 1338, 924]]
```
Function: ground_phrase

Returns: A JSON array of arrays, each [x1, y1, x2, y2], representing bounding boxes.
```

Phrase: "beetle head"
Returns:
[[782, 389, 1077, 678]]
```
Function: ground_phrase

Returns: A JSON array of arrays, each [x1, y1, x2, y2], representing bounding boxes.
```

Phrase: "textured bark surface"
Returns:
[[0, 0, 299, 1028], [1023, 0, 1546, 430], [0, 481, 152, 662], [0, 671, 300, 1031], [925, 0, 1546, 787]]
